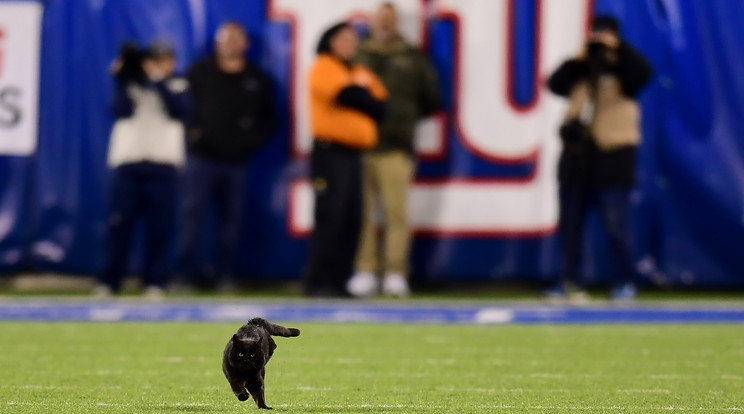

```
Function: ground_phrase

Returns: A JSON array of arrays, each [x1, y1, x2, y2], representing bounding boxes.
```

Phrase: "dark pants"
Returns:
[[559, 186, 636, 287], [304, 142, 363, 296], [179, 155, 246, 285], [99, 163, 178, 292]]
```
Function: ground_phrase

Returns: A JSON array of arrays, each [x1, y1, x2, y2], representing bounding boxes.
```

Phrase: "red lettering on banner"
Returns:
[[435, 0, 593, 165], [506, 0, 542, 113], [436, 0, 532, 164], [278, 0, 593, 237]]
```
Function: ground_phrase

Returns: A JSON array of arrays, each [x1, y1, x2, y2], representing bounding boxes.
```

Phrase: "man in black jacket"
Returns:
[[179, 22, 277, 290], [546, 16, 653, 301]]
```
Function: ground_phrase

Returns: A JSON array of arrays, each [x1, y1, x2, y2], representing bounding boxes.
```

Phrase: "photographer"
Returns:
[[94, 41, 190, 298], [546, 16, 653, 301]]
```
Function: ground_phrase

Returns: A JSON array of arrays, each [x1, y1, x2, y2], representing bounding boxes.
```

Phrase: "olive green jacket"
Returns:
[[356, 36, 440, 153]]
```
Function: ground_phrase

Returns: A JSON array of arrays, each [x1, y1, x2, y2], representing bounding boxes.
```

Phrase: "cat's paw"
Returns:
[[258, 405, 273, 410], [289, 328, 300, 337], [237, 392, 250, 402]]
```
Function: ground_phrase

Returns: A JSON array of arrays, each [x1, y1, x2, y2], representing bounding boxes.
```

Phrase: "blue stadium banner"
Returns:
[[0, 0, 743, 286]]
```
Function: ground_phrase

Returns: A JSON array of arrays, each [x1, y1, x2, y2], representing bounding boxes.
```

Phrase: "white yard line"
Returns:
[[296, 385, 336, 391], [436, 386, 571, 393]]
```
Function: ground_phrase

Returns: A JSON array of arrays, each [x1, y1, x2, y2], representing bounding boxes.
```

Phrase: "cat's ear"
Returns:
[[232, 334, 240, 345]]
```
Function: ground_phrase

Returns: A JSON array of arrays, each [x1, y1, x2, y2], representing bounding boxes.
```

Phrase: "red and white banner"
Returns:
[[278, 0, 591, 237], [0, 1, 42, 156]]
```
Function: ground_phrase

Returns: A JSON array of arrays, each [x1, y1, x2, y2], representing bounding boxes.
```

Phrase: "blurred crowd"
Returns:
[[96, 3, 651, 301]]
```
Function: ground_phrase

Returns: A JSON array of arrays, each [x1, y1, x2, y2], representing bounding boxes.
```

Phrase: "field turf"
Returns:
[[1, 322, 742, 413]]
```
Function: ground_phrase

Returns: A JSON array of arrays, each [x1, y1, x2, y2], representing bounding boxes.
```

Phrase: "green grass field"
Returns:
[[1, 322, 742, 413]]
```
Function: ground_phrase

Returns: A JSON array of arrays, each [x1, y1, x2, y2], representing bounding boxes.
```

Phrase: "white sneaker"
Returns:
[[143, 285, 166, 301], [382, 273, 410, 298], [92, 284, 113, 299], [346, 272, 378, 298]]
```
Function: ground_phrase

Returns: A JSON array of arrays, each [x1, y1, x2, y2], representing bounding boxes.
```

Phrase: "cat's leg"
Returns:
[[229, 379, 249, 402], [250, 385, 270, 409], [247, 371, 271, 409]]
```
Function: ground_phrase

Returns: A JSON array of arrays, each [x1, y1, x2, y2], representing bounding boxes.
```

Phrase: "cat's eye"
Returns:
[[238, 353, 244, 357], [250, 354, 255, 358]]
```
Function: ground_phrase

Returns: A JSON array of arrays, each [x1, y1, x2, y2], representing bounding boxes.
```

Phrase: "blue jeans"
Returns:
[[559, 186, 636, 287], [99, 163, 178, 292], [178, 155, 246, 284]]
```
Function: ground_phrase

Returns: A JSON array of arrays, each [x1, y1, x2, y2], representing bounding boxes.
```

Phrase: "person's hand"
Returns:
[[352, 70, 371, 87], [110, 58, 123, 74], [576, 44, 589, 61]]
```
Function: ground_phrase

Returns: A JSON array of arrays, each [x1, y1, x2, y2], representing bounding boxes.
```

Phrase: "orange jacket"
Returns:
[[309, 54, 388, 150]]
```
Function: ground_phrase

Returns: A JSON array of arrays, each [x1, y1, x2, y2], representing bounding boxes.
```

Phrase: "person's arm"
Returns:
[[310, 58, 388, 122], [547, 59, 588, 97], [415, 52, 441, 117], [154, 77, 191, 121], [112, 80, 134, 118], [335, 85, 387, 122], [340, 67, 389, 122], [615, 42, 653, 97]]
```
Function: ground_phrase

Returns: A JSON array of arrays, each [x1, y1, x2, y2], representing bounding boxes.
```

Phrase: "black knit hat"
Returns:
[[592, 15, 620, 33], [316, 22, 351, 55]]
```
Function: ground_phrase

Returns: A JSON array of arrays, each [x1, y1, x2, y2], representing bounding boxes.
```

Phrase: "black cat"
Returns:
[[223, 318, 300, 409]]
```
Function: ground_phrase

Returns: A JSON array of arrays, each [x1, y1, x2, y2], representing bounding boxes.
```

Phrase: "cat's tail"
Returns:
[[250, 317, 300, 337]]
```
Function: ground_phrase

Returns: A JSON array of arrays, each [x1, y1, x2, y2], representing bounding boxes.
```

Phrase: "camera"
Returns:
[[586, 40, 609, 63], [115, 42, 148, 84]]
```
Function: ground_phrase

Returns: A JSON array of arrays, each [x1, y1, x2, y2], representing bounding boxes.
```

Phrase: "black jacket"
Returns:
[[187, 57, 277, 164]]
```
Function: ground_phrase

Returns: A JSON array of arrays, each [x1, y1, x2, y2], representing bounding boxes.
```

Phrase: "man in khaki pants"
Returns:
[[346, 3, 440, 297]]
